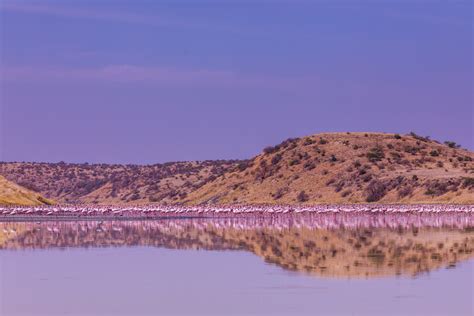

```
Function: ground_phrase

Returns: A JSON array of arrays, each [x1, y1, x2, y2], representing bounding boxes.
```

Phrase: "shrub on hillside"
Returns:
[[297, 190, 309, 202], [341, 190, 352, 197], [271, 153, 283, 165], [303, 138, 315, 146], [237, 161, 252, 172], [273, 187, 288, 200], [263, 145, 279, 154], [404, 145, 420, 155], [319, 138, 328, 145], [398, 185, 413, 198], [130, 193, 140, 201], [424, 180, 449, 196], [409, 132, 430, 142], [289, 159, 300, 166], [462, 177, 474, 188], [430, 150, 440, 157], [444, 141, 460, 148], [366, 146, 385, 162], [365, 180, 387, 202]]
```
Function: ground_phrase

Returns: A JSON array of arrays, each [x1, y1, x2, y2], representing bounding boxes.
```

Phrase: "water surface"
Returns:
[[1, 214, 473, 316]]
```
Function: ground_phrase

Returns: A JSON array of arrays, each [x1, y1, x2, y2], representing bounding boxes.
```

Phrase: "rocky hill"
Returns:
[[0, 160, 240, 205], [1, 132, 472, 205], [0, 175, 53, 206], [184, 132, 474, 204]]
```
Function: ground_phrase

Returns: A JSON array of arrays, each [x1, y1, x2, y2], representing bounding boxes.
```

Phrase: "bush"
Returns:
[[130, 193, 140, 200], [289, 159, 300, 166], [263, 146, 279, 154], [444, 141, 460, 148], [424, 181, 449, 196], [365, 180, 387, 202], [273, 188, 287, 200], [398, 185, 413, 198], [237, 161, 252, 172], [430, 150, 440, 157], [409, 132, 430, 142], [303, 138, 315, 146], [462, 177, 474, 188], [297, 190, 309, 202], [278, 137, 299, 149], [341, 190, 352, 197], [394, 134, 402, 139], [319, 138, 328, 145], [366, 146, 385, 162], [271, 153, 282, 165], [404, 145, 420, 155]]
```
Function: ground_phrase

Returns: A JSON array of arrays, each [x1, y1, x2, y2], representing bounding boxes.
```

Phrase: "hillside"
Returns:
[[0, 176, 54, 206], [0, 160, 240, 205], [1, 132, 472, 205], [185, 132, 474, 204]]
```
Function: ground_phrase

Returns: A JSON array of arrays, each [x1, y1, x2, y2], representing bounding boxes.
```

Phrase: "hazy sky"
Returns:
[[0, 0, 472, 164]]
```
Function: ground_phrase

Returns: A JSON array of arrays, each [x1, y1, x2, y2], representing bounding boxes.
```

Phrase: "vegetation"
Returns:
[[365, 180, 387, 202], [444, 141, 460, 149], [366, 146, 385, 162], [2, 132, 472, 205], [297, 191, 309, 202]]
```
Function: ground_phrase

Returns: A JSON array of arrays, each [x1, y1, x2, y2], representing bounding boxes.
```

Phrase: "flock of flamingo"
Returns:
[[0, 204, 472, 220]]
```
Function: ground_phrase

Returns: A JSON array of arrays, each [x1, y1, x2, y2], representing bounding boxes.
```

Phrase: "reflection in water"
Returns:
[[1, 213, 473, 278]]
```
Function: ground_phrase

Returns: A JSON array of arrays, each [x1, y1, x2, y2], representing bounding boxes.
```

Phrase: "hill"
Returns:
[[184, 132, 474, 204], [1, 132, 472, 205], [0, 175, 54, 206], [0, 160, 240, 205]]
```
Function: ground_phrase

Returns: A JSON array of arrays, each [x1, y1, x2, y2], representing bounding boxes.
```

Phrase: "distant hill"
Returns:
[[0, 160, 240, 205], [0, 175, 54, 206], [184, 132, 474, 204], [1, 132, 472, 205]]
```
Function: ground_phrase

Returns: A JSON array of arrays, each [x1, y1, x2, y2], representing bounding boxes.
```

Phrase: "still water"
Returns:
[[1, 214, 473, 316]]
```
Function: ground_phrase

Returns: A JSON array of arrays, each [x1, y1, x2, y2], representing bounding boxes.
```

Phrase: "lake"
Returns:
[[1, 214, 473, 316]]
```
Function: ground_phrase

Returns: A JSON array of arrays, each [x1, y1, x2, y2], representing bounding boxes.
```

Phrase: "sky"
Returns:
[[0, 0, 472, 164]]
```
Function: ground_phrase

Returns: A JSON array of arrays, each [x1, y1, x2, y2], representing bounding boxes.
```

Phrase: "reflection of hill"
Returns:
[[1, 216, 473, 278]]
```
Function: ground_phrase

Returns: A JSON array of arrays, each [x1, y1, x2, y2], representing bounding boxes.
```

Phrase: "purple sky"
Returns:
[[0, 1, 472, 164]]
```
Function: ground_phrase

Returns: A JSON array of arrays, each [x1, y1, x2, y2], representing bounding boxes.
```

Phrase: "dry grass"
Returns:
[[1, 132, 472, 205], [0, 176, 54, 206], [185, 132, 474, 204], [0, 160, 240, 205]]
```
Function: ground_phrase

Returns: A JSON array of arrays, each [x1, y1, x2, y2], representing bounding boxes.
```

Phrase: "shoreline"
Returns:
[[0, 204, 473, 224]]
